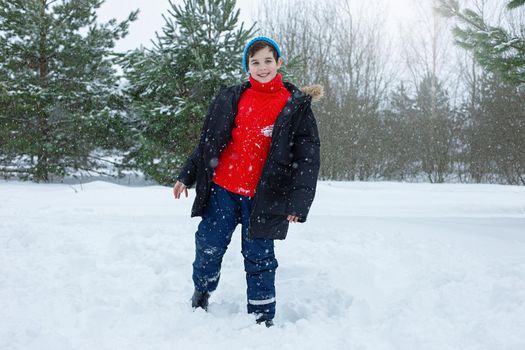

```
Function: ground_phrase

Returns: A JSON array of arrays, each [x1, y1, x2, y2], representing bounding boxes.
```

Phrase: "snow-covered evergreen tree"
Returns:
[[381, 84, 420, 180], [0, 0, 137, 181], [436, 0, 525, 85], [121, 0, 255, 185], [469, 73, 525, 185], [414, 74, 455, 183]]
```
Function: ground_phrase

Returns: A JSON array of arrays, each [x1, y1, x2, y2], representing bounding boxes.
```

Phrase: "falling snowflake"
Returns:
[[261, 125, 273, 137]]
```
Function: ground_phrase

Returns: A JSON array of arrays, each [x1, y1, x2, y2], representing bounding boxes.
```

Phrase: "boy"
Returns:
[[173, 36, 322, 327]]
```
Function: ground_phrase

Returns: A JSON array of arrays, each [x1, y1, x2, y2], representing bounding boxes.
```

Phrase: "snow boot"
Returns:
[[256, 317, 274, 328], [191, 290, 210, 311]]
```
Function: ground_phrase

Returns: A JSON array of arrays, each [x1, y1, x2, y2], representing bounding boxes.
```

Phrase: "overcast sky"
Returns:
[[97, 0, 261, 52], [97, 0, 419, 53]]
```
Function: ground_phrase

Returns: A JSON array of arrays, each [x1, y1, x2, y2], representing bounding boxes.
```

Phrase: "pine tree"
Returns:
[[0, 0, 138, 181], [414, 74, 454, 183], [508, 0, 525, 9], [121, 0, 254, 185], [471, 73, 525, 185], [436, 0, 525, 85], [381, 83, 419, 180]]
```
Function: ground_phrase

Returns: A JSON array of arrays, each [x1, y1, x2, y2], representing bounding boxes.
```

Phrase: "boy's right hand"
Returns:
[[173, 181, 188, 199]]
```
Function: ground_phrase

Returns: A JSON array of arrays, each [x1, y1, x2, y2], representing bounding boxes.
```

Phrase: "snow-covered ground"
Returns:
[[1, 180, 524, 350]]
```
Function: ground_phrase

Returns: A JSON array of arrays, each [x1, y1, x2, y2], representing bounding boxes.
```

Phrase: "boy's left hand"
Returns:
[[287, 215, 299, 223]]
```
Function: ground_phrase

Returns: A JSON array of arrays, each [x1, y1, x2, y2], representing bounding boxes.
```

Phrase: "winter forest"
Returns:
[[1, 0, 524, 186]]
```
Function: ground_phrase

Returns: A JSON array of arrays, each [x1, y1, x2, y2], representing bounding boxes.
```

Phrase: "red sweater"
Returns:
[[212, 73, 291, 197]]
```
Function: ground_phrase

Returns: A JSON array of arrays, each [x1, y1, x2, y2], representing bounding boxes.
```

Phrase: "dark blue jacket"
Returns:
[[177, 80, 322, 239]]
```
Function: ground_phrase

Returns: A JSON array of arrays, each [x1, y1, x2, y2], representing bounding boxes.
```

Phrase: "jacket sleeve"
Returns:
[[176, 144, 201, 188], [176, 90, 221, 188], [287, 105, 321, 222]]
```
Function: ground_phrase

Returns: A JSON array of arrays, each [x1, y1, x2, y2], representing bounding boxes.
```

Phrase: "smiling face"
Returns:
[[248, 46, 283, 83]]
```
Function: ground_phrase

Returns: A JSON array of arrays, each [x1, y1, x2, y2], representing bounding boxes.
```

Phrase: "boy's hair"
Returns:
[[247, 41, 278, 64]]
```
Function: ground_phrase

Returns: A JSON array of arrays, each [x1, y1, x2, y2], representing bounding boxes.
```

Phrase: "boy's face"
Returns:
[[248, 46, 283, 84]]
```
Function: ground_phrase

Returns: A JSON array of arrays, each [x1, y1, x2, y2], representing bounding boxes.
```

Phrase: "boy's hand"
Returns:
[[287, 215, 299, 223], [173, 181, 188, 199]]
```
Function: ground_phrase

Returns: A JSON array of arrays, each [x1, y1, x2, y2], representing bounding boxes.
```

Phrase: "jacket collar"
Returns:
[[231, 80, 323, 105], [234, 80, 310, 111], [223, 81, 308, 133]]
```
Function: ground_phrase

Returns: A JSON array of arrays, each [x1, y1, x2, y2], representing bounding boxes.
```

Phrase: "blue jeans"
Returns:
[[192, 182, 278, 319]]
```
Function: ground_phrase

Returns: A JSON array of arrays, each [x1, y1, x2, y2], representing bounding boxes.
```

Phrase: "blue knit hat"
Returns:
[[242, 36, 282, 73]]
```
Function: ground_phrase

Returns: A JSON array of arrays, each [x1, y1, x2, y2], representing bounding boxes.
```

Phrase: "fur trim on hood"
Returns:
[[300, 85, 324, 103]]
